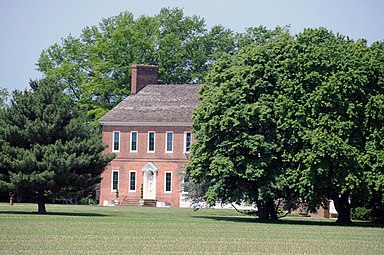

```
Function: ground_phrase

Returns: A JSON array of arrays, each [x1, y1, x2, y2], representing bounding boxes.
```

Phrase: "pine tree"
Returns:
[[0, 77, 115, 213]]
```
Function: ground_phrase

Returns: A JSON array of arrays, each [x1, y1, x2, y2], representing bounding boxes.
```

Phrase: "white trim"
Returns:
[[130, 131, 138, 152], [100, 121, 192, 127], [142, 162, 158, 200], [112, 131, 120, 152], [148, 131, 156, 153], [165, 131, 173, 153], [183, 131, 192, 153], [129, 170, 137, 192], [111, 170, 119, 192], [164, 171, 172, 193], [141, 162, 159, 173]]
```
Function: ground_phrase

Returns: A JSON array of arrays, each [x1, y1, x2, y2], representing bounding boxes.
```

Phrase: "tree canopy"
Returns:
[[0, 87, 8, 108], [187, 28, 384, 224], [186, 31, 294, 220], [0, 78, 115, 213], [276, 29, 384, 225], [37, 8, 287, 124], [37, 8, 237, 122]]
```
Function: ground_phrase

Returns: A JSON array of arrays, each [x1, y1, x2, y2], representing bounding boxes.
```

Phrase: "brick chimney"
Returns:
[[131, 64, 158, 94]]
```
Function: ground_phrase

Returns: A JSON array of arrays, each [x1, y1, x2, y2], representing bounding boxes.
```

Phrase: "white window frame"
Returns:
[[184, 131, 192, 153], [111, 170, 119, 192], [164, 171, 172, 193], [148, 131, 156, 153], [165, 131, 173, 153], [129, 171, 137, 192], [182, 172, 190, 194], [130, 131, 138, 152], [112, 131, 120, 152]]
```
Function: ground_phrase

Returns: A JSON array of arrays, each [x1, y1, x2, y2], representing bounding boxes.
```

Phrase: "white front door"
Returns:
[[143, 170, 156, 199], [142, 162, 158, 200]]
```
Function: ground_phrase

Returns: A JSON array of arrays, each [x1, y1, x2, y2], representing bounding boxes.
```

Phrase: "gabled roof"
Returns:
[[99, 84, 200, 126]]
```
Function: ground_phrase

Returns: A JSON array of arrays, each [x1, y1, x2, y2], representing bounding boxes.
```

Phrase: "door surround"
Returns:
[[141, 162, 158, 200]]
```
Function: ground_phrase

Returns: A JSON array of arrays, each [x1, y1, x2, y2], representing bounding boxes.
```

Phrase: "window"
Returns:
[[182, 172, 190, 193], [129, 171, 136, 192], [165, 172, 172, 193], [130, 131, 138, 152], [184, 131, 192, 153], [148, 131, 155, 152], [165, 131, 173, 153], [112, 170, 119, 191], [113, 131, 120, 152]]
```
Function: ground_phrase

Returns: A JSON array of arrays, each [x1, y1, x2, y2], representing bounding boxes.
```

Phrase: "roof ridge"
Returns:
[[99, 84, 200, 124]]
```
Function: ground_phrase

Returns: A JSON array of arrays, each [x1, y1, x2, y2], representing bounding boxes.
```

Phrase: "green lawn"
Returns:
[[0, 203, 383, 254]]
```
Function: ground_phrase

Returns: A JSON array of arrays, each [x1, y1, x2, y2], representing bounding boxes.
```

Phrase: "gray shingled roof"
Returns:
[[99, 85, 200, 124]]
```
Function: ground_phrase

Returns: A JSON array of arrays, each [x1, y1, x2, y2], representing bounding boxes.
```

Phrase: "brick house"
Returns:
[[99, 65, 199, 207]]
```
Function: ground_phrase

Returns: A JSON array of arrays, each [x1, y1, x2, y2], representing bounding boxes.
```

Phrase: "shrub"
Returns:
[[351, 207, 371, 221], [79, 196, 95, 205]]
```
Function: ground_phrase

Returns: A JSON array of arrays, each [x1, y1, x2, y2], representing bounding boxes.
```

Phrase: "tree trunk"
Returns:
[[332, 193, 352, 225], [37, 192, 47, 214], [257, 201, 268, 220], [38, 201, 47, 214], [266, 199, 278, 220], [257, 200, 278, 220]]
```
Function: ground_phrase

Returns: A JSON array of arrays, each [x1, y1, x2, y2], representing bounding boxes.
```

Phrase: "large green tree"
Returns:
[[186, 31, 292, 220], [37, 8, 237, 122], [0, 78, 115, 214], [275, 29, 384, 225], [187, 28, 384, 225], [360, 41, 384, 223]]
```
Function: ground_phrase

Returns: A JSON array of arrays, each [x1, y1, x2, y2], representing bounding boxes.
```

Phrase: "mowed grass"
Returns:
[[0, 203, 383, 254]]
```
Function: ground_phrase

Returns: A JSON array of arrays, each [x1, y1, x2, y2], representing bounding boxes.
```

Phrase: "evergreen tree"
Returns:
[[0, 77, 115, 213]]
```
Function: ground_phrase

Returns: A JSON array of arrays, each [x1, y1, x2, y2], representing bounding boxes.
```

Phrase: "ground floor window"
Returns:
[[112, 170, 119, 191], [129, 171, 136, 192], [165, 172, 172, 193], [182, 172, 190, 193]]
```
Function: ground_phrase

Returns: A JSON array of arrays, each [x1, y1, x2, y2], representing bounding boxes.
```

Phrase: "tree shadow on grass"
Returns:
[[0, 210, 107, 217], [194, 215, 384, 228]]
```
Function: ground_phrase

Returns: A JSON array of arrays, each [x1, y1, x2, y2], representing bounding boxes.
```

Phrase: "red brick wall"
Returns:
[[100, 125, 192, 207]]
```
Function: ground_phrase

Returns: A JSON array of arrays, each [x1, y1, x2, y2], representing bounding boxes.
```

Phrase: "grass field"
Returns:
[[0, 203, 383, 254]]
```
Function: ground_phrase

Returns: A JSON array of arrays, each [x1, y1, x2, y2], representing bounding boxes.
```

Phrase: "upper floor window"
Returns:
[[165, 131, 173, 153], [184, 131, 192, 153], [129, 171, 136, 192], [113, 131, 120, 152], [112, 170, 119, 191], [165, 172, 172, 193], [130, 131, 138, 152], [148, 131, 155, 152]]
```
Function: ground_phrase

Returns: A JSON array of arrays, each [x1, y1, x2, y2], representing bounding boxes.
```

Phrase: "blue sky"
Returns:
[[1, 0, 383, 92]]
